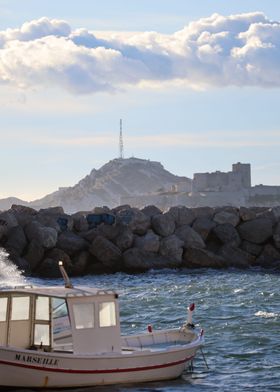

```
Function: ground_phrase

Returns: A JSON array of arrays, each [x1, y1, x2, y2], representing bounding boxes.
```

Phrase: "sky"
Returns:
[[0, 0, 280, 201]]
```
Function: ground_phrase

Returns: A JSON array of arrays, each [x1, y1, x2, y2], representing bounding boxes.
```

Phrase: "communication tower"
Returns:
[[119, 119, 124, 159]]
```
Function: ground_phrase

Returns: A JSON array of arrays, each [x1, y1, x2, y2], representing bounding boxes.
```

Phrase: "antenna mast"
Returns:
[[119, 119, 124, 159]]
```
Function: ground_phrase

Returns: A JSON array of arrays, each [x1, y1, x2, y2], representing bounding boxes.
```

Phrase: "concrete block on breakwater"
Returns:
[[1, 204, 280, 277]]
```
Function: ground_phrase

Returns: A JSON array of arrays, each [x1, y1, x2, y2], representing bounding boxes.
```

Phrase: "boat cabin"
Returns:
[[0, 286, 121, 355]]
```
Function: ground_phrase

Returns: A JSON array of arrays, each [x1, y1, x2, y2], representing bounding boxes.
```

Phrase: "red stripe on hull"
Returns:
[[0, 355, 194, 374]]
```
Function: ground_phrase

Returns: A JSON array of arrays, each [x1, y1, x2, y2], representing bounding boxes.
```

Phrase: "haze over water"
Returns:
[[0, 250, 279, 391]]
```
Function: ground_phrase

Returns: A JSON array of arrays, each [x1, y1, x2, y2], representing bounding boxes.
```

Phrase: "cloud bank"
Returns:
[[0, 13, 279, 94]]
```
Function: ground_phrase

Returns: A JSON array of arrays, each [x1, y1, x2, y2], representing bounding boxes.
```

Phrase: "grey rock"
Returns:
[[46, 248, 72, 266], [255, 244, 280, 267], [11, 204, 37, 227], [238, 218, 273, 244], [273, 222, 280, 249], [114, 226, 134, 251], [213, 211, 239, 227], [37, 258, 72, 278], [183, 247, 227, 268], [97, 224, 121, 241], [24, 239, 45, 270], [39, 206, 65, 215], [193, 207, 214, 220], [152, 212, 175, 237], [213, 223, 241, 247], [89, 235, 122, 268], [218, 244, 254, 268], [5, 226, 27, 256], [116, 208, 150, 235], [192, 217, 216, 241], [57, 232, 88, 255], [168, 206, 195, 227], [141, 205, 162, 218], [123, 248, 181, 271], [175, 225, 205, 249], [239, 207, 256, 222], [0, 211, 18, 239], [72, 213, 89, 232], [241, 241, 263, 256], [271, 206, 280, 221], [25, 221, 57, 249], [72, 251, 91, 275], [134, 230, 160, 253], [159, 234, 184, 262]]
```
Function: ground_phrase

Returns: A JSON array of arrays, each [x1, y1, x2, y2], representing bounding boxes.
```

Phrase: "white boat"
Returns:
[[0, 262, 204, 388]]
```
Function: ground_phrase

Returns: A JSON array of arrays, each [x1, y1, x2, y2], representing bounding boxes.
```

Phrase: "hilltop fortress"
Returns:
[[122, 162, 280, 209]]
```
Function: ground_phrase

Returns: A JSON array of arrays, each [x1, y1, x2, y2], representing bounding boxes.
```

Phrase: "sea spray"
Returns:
[[0, 247, 25, 286]]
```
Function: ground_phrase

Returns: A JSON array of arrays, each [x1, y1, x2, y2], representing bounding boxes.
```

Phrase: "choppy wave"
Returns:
[[0, 247, 26, 287]]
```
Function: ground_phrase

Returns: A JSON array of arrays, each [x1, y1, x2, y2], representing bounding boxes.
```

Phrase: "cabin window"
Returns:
[[73, 303, 94, 329], [52, 298, 71, 337], [11, 296, 30, 321], [34, 324, 50, 346], [99, 302, 116, 327], [35, 296, 50, 321], [0, 297, 8, 321]]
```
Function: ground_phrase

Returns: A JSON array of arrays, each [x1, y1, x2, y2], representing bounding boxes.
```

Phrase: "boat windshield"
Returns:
[[52, 298, 71, 346]]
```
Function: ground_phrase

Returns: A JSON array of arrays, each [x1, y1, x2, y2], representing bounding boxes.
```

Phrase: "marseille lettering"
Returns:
[[15, 353, 59, 366]]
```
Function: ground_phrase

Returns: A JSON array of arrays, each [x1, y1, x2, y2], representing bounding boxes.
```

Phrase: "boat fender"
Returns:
[[147, 325, 153, 333]]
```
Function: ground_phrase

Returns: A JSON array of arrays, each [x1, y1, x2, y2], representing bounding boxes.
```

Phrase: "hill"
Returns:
[[0, 158, 190, 213]]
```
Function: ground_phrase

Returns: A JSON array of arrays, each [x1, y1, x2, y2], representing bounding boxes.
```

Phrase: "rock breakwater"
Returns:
[[1, 204, 280, 277]]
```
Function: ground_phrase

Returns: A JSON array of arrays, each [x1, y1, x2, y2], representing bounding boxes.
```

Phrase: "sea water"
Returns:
[[0, 254, 279, 391]]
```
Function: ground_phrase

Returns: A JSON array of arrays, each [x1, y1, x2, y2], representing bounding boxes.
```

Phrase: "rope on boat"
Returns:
[[200, 347, 209, 369]]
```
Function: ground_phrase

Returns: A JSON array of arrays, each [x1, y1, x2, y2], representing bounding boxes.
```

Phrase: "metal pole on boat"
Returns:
[[58, 261, 73, 288]]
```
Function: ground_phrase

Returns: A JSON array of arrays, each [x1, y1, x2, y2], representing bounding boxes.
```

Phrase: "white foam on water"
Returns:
[[255, 310, 278, 318], [0, 248, 26, 287]]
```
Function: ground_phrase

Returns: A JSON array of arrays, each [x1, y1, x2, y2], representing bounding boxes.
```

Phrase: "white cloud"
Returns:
[[0, 12, 279, 93]]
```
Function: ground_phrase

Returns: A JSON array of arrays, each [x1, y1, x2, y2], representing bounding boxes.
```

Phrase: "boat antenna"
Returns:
[[58, 261, 73, 289], [119, 119, 124, 159]]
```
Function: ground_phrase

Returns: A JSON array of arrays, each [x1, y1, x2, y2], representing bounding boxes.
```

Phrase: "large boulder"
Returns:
[[192, 217, 216, 241], [57, 232, 88, 255], [24, 239, 45, 270], [37, 209, 73, 232], [213, 223, 241, 247], [0, 211, 18, 239], [255, 244, 280, 268], [175, 225, 205, 249], [152, 212, 175, 237], [116, 208, 150, 235], [11, 204, 37, 227], [123, 248, 181, 272], [193, 207, 214, 220], [273, 222, 280, 249], [72, 213, 89, 232], [168, 206, 195, 227], [5, 226, 27, 256], [183, 247, 227, 268], [218, 245, 255, 268], [89, 235, 122, 268], [36, 258, 72, 278], [239, 207, 256, 222], [134, 230, 160, 253], [141, 205, 162, 218], [238, 218, 273, 244], [25, 221, 58, 249], [159, 234, 184, 263], [114, 226, 134, 251], [213, 210, 239, 227], [72, 251, 91, 276], [241, 241, 263, 256]]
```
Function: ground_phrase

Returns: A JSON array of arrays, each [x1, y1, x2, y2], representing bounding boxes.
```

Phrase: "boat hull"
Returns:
[[0, 343, 201, 388]]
